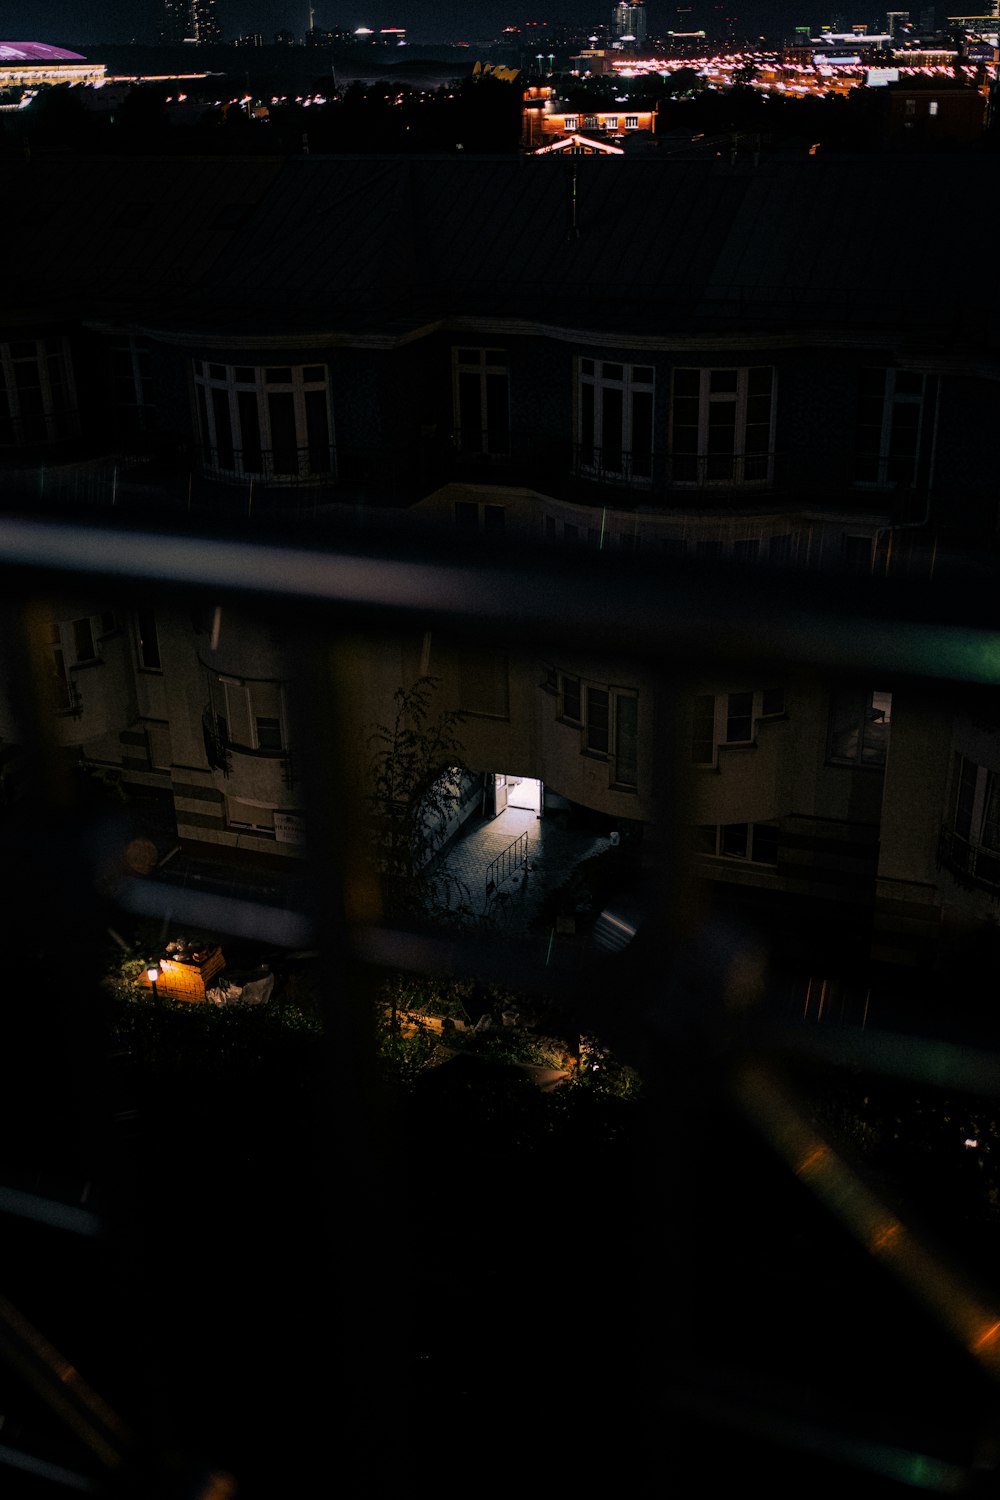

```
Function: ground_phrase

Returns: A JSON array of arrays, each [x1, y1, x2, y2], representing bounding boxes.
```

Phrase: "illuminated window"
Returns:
[[928, 99, 938, 115], [606, 116, 619, 129], [584, 114, 598, 127], [453, 347, 509, 456], [0, 337, 78, 448], [564, 115, 578, 129], [670, 367, 775, 486], [855, 369, 925, 487], [194, 362, 333, 480], [828, 688, 891, 767], [577, 359, 654, 483], [624, 114, 639, 127]]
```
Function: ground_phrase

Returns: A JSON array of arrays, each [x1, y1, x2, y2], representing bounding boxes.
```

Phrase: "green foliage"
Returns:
[[366, 676, 471, 918]]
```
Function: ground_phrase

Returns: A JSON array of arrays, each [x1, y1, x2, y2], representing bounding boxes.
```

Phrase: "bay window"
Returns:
[[0, 337, 77, 448], [670, 366, 774, 485], [577, 358, 653, 482], [194, 361, 333, 480]]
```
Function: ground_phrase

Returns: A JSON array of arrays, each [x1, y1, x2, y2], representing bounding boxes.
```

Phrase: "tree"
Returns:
[[366, 676, 470, 917]]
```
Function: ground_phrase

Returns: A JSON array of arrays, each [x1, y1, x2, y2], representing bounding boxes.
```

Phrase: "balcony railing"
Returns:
[[198, 442, 336, 485]]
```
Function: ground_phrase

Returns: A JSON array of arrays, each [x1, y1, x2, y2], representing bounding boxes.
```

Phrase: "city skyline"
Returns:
[[10, 0, 867, 48]]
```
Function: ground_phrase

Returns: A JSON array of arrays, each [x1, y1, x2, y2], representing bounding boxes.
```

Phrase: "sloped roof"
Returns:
[[2, 156, 286, 324], [0, 42, 86, 62], [2, 151, 997, 346]]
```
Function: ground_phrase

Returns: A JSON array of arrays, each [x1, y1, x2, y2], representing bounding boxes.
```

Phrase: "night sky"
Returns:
[[8, 0, 823, 48]]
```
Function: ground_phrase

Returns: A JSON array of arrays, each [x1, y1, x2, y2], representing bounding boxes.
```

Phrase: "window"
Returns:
[[194, 361, 332, 480], [135, 609, 161, 671], [726, 691, 754, 743], [562, 675, 582, 724], [606, 116, 618, 129], [855, 369, 925, 487], [721, 823, 748, 858], [73, 618, 97, 664], [584, 115, 598, 127], [0, 337, 78, 448], [577, 358, 654, 482], [829, 688, 892, 766], [453, 348, 509, 456], [946, 755, 1000, 888], [211, 676, 287, 753], [585, 687, 610, 754], [696, 822, 779, 863], [928, 100, 939, 115], [554, 675, 637, 784], [670, 366, 775, 486], [694, 687, 786, 765], [455, 499, 506, 532], [614, 693, 638, 788], [541, 665, 559, 694], [109, 337, 156, 435], [564, 115, 578, 129], [624, 114, 639, 128]]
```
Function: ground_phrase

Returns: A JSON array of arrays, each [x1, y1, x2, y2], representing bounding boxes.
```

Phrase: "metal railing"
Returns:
[[484, 829, 528, 905]]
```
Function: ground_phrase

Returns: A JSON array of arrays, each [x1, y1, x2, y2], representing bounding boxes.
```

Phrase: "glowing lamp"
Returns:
[[147, 964, 160, 984]]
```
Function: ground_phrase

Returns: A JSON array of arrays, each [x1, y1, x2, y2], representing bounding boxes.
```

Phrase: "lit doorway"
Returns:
[[504, 775, 541, 813]]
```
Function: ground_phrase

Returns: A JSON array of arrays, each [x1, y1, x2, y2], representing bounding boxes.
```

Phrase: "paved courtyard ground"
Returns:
[[428, 802, 612, 936]]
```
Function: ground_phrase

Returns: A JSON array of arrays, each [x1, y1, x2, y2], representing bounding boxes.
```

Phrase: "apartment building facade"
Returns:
[[3, 152, 1000, 963]]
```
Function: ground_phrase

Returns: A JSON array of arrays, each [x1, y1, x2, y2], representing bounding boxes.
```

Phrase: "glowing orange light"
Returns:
[[796, 1145, 829, 1175], [971, 1320, 1000, 1352]]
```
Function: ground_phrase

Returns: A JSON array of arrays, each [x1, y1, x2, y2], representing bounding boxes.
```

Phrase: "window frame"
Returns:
[[134, 608, 162, 672], [670, 365, 776, 487], [577, 357, 655, 484], [0, 336, 79, 449], [210, 674, 288, 755], [193, 360, 334, 481], [854, 368, 926, 489], [828, 688, 892, 768], [692, 686, 786, 766], [452, 347, 510, 458]]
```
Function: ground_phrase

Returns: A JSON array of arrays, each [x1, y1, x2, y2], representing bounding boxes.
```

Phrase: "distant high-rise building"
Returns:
[[612, 1, 648, 44], [161, 0, 222, 44]]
